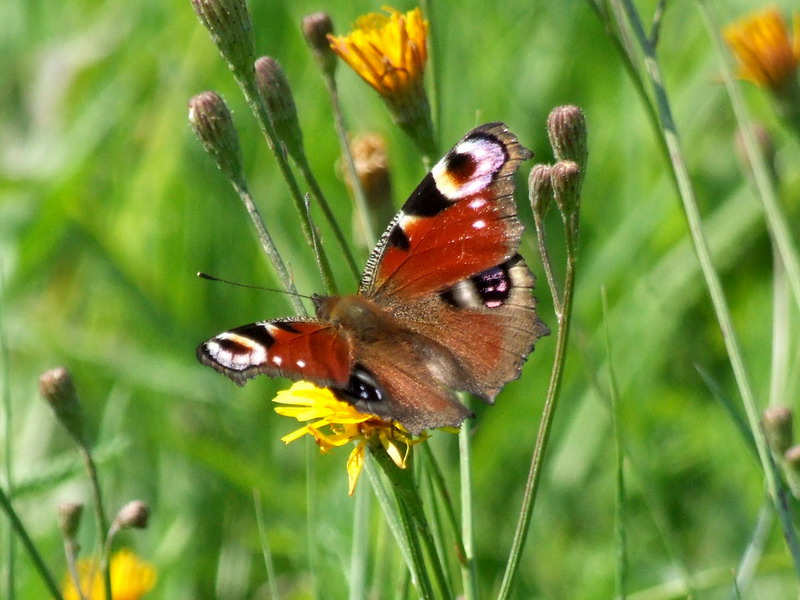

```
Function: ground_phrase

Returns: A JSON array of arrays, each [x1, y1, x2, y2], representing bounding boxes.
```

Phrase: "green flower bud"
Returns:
[[39, 367, 85, 444], [188, 91, 244, 184], [302, 12, 337, 78], [254, 57, 305, 163]]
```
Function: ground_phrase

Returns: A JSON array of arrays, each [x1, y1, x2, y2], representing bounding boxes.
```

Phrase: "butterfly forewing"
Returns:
[[360, 122, 531, 301]]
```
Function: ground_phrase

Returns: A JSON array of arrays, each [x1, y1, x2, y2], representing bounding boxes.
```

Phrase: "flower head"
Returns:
[[724, 7, 800, 94], [63, 549, 156, 600], [274, 382, 427, 495], [328, 7, 435, 155], [329, 7, 428, 99]]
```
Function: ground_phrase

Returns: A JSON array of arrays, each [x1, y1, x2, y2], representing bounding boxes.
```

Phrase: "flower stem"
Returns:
[[459, 423, 479, 600], [621, 0, 800, 575], [322, 74, 380, 247], [236, 74, 338, 296], [295, 155, 361, 282], [78, 444, 113, 600], [1, 268, 15, 600], [497, 240, 576, 600], [0, 484, 64, 600], [229, 178, 307, 316]]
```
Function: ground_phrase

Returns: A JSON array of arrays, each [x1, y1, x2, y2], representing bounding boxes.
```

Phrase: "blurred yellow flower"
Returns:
[[328, 7, 428, 100], [723, 7, 800, 93], [274, 382, 427, 495], [63, 549, 156, 600]]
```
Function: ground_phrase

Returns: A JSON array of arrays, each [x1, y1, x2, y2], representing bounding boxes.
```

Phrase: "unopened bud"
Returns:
[[547, 105, 588, 170], [348, 133, 395, 239], [188, 91, 244, 183], [113, 500, 150, 532], [254, 57, 305, 163], [302, 12, 337, 77], [39, 367, 84, 444], [190, 0, 255, 78], [551, 160, 581, 218], [58, 501, 84, 539], [529, 163, 554, 220], [763, 406, 793, 455]]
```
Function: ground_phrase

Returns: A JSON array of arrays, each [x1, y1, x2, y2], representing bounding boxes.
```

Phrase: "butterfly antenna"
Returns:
[[197, 272, 313, 300]]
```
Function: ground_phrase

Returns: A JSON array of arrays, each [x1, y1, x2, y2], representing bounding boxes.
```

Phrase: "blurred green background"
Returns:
[[3, 0, 799, 598]]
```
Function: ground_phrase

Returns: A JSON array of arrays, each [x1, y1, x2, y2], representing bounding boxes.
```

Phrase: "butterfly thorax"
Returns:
[[313, 294, 397, 344]]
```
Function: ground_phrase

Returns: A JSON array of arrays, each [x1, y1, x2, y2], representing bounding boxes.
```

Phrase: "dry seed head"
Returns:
[[188, 91, 244, 183], [39, 367, 85, 444], [302, 12, 337, 77], [763, 405, 794, 455], [254, 57, 305, 162]]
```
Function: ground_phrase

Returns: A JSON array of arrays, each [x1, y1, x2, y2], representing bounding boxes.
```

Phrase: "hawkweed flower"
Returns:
[[724, 7, 800, 130], [58, 501, 85, 540], [723, 7, 799, 94], [62, 549, 156, 600], [274, 382, 427, 495], [328, 7, 436, 156]]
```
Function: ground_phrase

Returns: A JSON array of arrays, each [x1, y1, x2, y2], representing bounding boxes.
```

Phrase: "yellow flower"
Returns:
[[63, 549, 156, 600], [328, 7, 436, 156], [274, 382, 427, 495], [329, 7, 428, 99], [723, 7, 800, 93]]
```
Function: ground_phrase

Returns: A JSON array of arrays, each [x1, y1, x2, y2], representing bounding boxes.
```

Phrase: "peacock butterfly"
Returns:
[[197, 122, 549, 434]]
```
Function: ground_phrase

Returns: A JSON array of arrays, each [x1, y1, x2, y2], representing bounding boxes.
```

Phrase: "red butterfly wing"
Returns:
[[197, 319, 352, 388], [360, 122, 531, 301]]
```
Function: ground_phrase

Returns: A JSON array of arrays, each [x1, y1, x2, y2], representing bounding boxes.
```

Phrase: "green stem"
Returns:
[[602, 289, 628, 600], [78, 445, 112, 600], [364, 453, 433, 599], [253, 489, 280, 600], [1, 267, 15, 600], [230, 179, 307, 316], [621, 0, 800, 575], [459, 423, 479, 600], [323, 74, 380, 248], [496, 248, 576, 600], [236, 75, 338, 296], [0, 484, 64, 600], [349, 482, 369, 600], [296, 156, 361, 282], [419, 444, 467, 560]]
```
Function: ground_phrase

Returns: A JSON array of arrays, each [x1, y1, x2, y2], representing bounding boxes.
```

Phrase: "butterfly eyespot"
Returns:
[[334, 365, 385, 405]]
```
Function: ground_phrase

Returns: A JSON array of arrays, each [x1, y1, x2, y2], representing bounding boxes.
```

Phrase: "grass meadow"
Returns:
[[3, 0, 800, 598]]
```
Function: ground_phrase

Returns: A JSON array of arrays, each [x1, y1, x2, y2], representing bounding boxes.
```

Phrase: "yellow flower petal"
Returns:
[[347, 440, 367, 496], [62, 549, 156, 600], [272, 381, 430, 495], [724, 7, 799, 92]]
